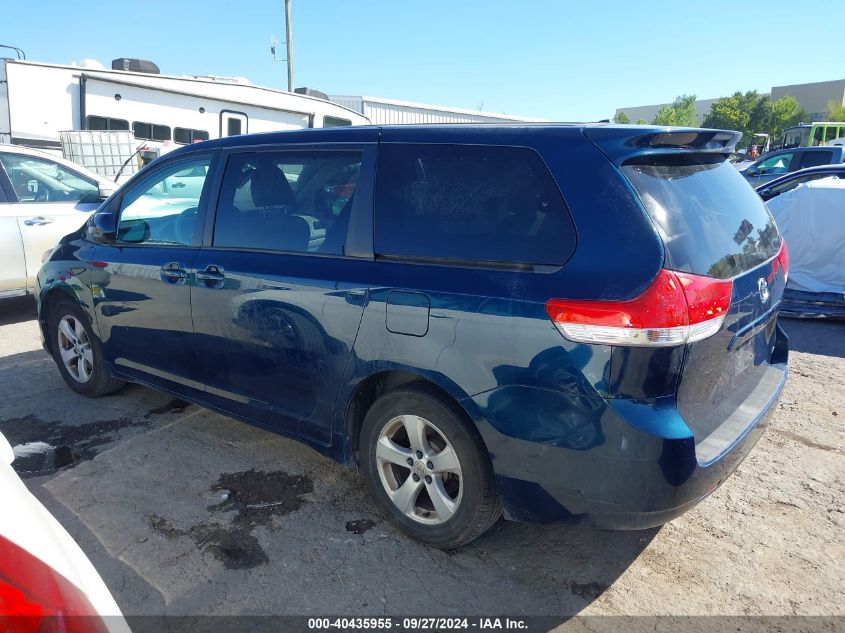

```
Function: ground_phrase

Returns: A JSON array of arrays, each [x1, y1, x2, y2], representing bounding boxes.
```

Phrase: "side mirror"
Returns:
[[98, 182, 117, 200], [88, 210, 117, 243]]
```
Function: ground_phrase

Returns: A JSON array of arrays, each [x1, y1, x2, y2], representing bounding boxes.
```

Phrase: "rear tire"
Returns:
[[360, 384, 500, 549], [48, 299, 125, 397]]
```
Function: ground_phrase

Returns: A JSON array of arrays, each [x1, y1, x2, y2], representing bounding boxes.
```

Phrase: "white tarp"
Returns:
[[766, 178, 845, 294]]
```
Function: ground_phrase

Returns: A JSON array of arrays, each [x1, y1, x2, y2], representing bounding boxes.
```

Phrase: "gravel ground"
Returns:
[[0, 296, 842, 617]]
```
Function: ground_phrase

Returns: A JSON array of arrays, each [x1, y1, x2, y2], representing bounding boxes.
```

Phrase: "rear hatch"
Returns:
[[620, 151, 788, 464]]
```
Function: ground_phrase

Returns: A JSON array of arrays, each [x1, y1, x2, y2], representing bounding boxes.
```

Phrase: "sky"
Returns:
[[3, 0, 843, 121]]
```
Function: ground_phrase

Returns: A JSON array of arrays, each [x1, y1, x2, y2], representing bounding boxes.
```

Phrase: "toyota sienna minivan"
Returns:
[[37, 124, 789, 548]]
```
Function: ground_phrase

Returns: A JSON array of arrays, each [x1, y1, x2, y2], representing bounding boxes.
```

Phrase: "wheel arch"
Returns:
[[339, 366, 487, 467], [38, 282, 97, 354]]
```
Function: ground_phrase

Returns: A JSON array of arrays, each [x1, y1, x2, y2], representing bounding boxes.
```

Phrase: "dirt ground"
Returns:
[[0, 296, 842, 617]]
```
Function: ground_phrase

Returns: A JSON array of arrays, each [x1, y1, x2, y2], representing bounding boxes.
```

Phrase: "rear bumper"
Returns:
[[465, 363, 787, 528]]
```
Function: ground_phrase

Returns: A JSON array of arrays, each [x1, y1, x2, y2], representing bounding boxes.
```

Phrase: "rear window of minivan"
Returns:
[[374, 144, 576, 268], [622, 155, 781, 279]]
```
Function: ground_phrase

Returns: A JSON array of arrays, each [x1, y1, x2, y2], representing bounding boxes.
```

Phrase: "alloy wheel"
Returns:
[[375, 415, 463, 525], [57, 315, 94, 384]]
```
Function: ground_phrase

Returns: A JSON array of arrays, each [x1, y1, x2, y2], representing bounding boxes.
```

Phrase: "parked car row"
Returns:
[[740, 145, 845, 186]]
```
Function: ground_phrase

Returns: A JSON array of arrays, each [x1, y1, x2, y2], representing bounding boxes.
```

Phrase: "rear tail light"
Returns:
[[546, 270, 733, 347], [0, 535, 109, 633], [771, 239, 788, 284]]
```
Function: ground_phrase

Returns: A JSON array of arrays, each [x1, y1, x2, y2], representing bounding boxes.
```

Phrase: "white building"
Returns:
[[329, 95, 546, 125]]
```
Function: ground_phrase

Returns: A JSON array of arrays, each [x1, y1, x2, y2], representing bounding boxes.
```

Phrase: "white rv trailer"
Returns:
[[0, 58, 370, 153]]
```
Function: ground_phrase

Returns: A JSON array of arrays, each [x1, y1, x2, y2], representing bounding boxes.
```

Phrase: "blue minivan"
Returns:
[[37, 125, 789, 548]]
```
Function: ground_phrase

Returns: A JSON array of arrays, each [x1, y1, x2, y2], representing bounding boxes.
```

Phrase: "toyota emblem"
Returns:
[[758, 277, 770, 304]]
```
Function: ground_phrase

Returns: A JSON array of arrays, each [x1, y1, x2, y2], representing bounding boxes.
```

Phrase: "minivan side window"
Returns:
[[117, 157, 211, 246], [213, 150, 362, 255], [374, 144, 575, 267]]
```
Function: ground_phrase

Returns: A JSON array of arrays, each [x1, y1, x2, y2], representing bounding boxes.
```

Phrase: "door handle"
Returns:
[[160, 262, 188, 285], [171, 182, 186, 188], [24, 216, 54, 226], [196, 264, 226, 288]]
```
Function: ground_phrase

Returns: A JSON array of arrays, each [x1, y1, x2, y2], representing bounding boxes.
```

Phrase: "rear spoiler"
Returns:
[[583, 126, 742, 167]]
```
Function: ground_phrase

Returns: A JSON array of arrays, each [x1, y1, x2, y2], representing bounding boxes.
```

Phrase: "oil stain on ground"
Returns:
[[345, 519, 376, 535], [3, 400, 193, 475], [1, 414, 148, 475], [150, 469, 313, 570], [568, 580, 609, 601]]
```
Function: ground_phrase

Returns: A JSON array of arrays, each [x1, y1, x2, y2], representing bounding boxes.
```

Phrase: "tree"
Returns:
[[613, 111, 630, 124], [769, 95, 808, 143], [703, 91, 768, 148], [635, 118, 648, 125], [652, 95, 698, 127], [702, 92, 750, 135], [827, 100, 845, 121]]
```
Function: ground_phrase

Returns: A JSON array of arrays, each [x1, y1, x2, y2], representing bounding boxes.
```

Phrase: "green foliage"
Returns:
[[700, 91, 808, 147], [635, 118, 648, 125], [769, 95, 809, 142], [613, 111, 630, 124], [652, 95, 698, 127], [826, 100, 845, 121]]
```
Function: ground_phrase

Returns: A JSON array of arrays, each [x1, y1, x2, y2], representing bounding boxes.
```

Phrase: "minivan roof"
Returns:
[[162, 123, 741, 166]]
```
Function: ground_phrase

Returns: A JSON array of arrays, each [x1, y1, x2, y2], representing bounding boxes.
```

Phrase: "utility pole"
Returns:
[[284, 0, 294, 92]]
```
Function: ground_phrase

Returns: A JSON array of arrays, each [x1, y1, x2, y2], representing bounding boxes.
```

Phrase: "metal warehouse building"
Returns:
[[329, 95, 546, 125]]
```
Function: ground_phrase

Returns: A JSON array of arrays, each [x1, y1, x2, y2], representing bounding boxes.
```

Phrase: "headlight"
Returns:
[[41, 248, 55, 264]]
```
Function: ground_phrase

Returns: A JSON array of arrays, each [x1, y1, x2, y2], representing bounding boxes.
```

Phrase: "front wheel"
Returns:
[[360, 385, 500, 549], [48, 300, 125, 397]]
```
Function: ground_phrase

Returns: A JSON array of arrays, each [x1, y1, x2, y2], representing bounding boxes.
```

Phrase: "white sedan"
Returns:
[[0, 145, 116, 300], [0, 431, 129, 631]]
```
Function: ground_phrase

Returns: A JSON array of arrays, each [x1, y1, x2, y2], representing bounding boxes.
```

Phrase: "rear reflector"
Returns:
[[546, 270, 733, 347]]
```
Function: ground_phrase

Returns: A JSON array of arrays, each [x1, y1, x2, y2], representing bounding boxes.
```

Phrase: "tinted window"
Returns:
[[117, 157, 211, 245], [622, 155, 781, 279], [213, 150, 362, 254], [767, 172, 841, 198], [86, 116, 129, 131], [174, 128, 210, 144], [227, 118, 242, 136], [133, 122, 171, 141], [374, 144, 574, 267], [800, 150, 834, 169], [0, 153, 100, 203]]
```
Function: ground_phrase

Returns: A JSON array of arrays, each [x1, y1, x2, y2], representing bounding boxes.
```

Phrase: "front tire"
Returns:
[[360, 385, 500, 548], [48, 299, 125, 397]]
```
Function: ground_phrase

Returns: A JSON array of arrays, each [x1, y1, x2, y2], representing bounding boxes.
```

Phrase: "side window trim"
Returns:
[[114, 151, 219, 248], [203, 144, 375, 258]]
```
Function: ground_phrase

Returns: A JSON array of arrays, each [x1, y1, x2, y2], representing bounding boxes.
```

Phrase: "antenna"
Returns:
[[270, 34, 279, 62]]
